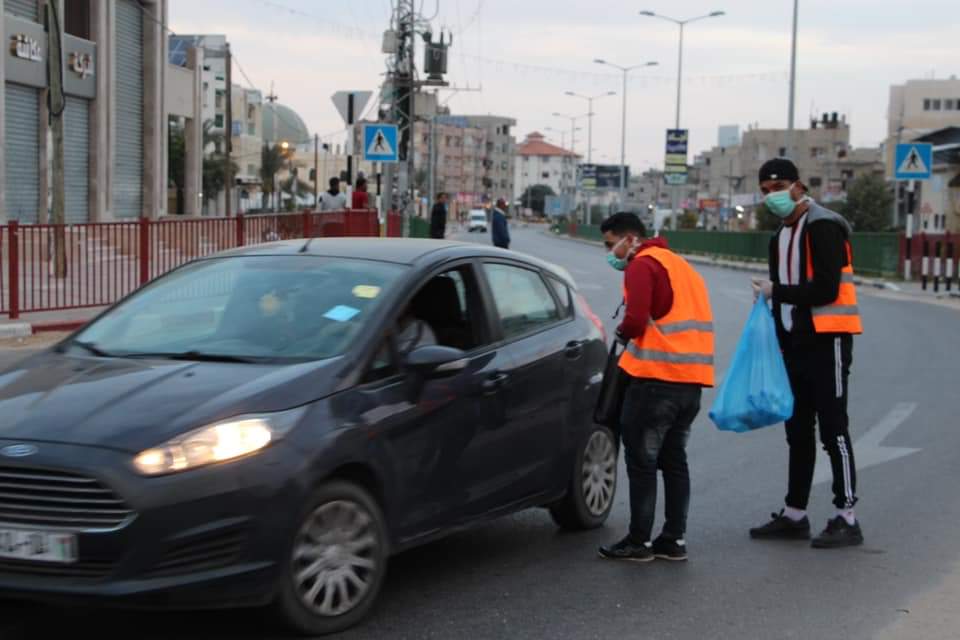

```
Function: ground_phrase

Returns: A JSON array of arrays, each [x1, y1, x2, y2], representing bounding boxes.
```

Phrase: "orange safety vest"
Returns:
[[805, 235, 863, 335], [618, 247, 715, 387]]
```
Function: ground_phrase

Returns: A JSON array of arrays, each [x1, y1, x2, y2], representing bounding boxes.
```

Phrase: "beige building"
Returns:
[[2, 0, 204, 221], [886, 77, 960, 176], [461, 115, 517, 203], [514, 132, 578, 203], [413, 117, 488, 207], [693, 116, 884, 228]]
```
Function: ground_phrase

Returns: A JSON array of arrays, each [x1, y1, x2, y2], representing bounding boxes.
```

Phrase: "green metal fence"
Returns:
[[409, 217, 431, 239], [564, 226, 902, 278]]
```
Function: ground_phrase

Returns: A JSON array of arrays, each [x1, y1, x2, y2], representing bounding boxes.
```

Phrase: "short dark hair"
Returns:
[[437, 192, 447, 200], [356, 177, 368, 188], [329, 177, 339, 188], [600, 212, 646, 237]]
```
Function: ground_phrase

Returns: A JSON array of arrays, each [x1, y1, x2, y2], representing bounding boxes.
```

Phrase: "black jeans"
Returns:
[[619, 379, 702, 543], [783, 334, 857, 510]]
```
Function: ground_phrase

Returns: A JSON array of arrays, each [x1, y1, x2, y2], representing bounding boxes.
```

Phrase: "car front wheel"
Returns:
[[274, 480, 388, 636], [549, 426, 618, 530]]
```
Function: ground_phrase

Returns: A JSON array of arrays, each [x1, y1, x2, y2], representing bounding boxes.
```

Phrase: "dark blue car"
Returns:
[[0, 239, 615, 635]]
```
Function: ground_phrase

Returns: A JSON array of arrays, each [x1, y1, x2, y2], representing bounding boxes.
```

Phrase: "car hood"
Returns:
[[0, 351, 342, 453]]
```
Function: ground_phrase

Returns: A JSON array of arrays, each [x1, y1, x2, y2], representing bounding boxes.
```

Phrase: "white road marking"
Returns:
[[813, 402, 920, 485]]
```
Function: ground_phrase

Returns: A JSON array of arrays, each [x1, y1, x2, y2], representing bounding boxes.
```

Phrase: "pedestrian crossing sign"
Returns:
[[363, 124, 399, 162], [894, 143, 933, 180]]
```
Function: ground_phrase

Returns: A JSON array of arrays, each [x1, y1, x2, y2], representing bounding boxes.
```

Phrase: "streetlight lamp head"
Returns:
[[639, 10, 656, 16], [594, 58, 606, 65], [564, 91, 575, 96], [646, 61, 660, 67], [710, 10, 726, 16], [607, 91, 617, 96]]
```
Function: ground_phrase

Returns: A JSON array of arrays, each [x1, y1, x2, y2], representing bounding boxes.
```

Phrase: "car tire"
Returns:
[[549, 425, 618, 530], [274, 480, 389, 636]]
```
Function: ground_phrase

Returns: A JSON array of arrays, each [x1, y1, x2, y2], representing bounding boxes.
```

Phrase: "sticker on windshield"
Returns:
[[352, 285, 381, 299], [324, 305, 361, 322]]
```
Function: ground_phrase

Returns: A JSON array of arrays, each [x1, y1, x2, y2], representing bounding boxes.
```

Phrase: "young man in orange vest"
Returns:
[[750, 158, 865, 549], [598, 213, 714, 563]]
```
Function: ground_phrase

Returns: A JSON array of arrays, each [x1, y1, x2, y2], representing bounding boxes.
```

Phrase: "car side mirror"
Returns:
[[404, 345, 468, 379]]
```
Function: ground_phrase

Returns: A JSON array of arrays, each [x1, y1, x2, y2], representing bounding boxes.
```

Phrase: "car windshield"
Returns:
[[73, 256, 406, 362], [471, 212, 486, 220]]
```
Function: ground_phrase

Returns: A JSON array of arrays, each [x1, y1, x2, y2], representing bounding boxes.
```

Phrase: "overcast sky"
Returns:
[[170, 0, 959, 173]]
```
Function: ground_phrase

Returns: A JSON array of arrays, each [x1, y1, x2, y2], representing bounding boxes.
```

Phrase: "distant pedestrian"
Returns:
[[351, 178, 370, 210], [430, 193, 449, 239], [319, 177, 347, 211], [749, 157, 865, 549], [598, 212, 714, 564], [491, 199, 511, 249]]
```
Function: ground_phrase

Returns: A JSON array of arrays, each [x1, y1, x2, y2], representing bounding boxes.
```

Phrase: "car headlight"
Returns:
[[133, 407, 306, 476]]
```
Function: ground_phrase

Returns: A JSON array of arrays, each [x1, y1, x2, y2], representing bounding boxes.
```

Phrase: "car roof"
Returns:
[[211, 238, 577, 287]]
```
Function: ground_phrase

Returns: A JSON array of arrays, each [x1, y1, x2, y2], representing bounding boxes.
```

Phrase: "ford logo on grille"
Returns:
[[1, 444, 38, 458]]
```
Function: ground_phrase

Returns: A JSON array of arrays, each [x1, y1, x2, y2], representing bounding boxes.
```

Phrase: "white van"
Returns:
[[468, 209, 488, 233]]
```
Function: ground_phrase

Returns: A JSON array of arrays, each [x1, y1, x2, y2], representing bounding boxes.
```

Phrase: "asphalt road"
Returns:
[[1, 227, 958, 639]]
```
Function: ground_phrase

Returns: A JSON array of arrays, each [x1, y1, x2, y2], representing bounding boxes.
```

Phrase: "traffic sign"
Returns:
[[331, 91, 372, 125], [894, 143, 933, 180], [363, 124, 399, 162], [664, 129, 688, 184]]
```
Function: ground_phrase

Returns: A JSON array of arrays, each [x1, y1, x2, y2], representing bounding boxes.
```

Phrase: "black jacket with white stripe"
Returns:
[[768, 202, 853, 349]]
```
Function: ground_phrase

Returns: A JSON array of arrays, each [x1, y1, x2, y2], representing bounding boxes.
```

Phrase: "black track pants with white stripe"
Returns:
[[783, 334, 857, 510]]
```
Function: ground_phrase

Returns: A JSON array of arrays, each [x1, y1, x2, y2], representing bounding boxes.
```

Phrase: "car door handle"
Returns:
[[565, 340, 585, 359], [482, 373, 509, 394]]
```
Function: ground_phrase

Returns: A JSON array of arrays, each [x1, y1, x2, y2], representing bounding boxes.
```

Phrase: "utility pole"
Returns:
[[266, 84, 279, 211], [46, 0, 67, 277], [224, 43, 233, 216]]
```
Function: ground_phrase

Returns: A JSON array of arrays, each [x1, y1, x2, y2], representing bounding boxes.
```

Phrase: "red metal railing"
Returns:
[[1, 209, 380, 319], [386, 211, 403, 238]]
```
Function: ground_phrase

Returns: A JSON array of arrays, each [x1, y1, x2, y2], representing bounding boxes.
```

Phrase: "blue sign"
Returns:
[[362, 124, 399, 162], [894, 143, 933, 180]]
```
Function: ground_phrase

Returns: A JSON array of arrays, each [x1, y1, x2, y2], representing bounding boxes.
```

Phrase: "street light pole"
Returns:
[[564, 91, 616, 165], [786, 0, 799, 159], [640, 10, 725, 228], [594, 60, 659, 209]]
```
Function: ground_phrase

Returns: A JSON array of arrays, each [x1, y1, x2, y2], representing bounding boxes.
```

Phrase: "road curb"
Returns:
[[0, 323, 32, 339]]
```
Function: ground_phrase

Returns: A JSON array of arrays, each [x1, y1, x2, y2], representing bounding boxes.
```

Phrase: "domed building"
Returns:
[[262, 103, 311, 145]]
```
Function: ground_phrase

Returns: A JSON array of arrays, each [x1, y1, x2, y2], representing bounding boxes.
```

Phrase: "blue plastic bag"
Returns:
[[709, 298, 794, 432]]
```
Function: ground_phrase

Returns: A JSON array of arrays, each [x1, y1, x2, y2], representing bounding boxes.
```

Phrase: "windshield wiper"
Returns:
[[123, 351, 263, 364], [66, 340, 115, 358]]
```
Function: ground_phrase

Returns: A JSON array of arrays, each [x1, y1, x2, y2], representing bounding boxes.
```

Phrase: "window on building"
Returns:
[[247, 123, 256, 135], [809, 176, 823, 188], [946, 99, 956, 111], [923, 99, 931, 111], [247, 164, 255, 176], [502, 143, 509, 154], [542, 172, 550, 179], [810, 147, 825, 158], [501, 180, 507, 188], [503, 126, 510, 137], [215, 114, 225, 128], [247, 105, 256, 119], [932, 99, 942, 111], [64, 0, 91, 39], [215, 91, 225, 109], [778, 147, 787, 156]]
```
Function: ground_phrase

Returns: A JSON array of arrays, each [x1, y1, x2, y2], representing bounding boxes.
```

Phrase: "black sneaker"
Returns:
[[652, 536, 688, 561], [811, 516, 864, 549], [749, 510, 811, 540], [598, 536, 654, 562]]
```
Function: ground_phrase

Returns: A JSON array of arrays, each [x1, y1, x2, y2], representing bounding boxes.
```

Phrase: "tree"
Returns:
[[678, 211, 699, 229], [167, 122, 186, 214], [754, 202, 782, 231], [261, 144, 285, 211], [201, 121, 237, 214], [841, 174, 893, 232], [520, 184, 556, 215]]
